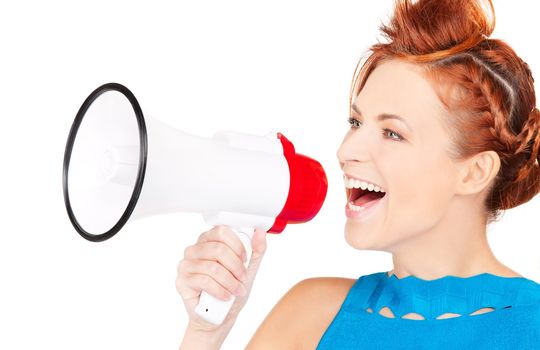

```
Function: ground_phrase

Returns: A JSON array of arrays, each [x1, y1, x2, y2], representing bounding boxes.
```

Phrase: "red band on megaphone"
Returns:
[[269, 133, 328, 233]]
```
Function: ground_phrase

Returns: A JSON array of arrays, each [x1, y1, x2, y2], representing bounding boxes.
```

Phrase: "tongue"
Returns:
[[353, 191, 384, 207]]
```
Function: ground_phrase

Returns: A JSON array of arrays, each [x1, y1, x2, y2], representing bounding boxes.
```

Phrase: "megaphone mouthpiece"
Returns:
[[268, 133, 327, 232]]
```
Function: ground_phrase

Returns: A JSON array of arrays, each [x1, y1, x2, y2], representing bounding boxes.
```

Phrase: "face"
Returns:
[[336, 59, 461, 252]]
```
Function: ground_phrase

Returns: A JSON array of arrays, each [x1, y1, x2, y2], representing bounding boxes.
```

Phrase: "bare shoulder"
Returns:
[[245, 277, 356, 350]]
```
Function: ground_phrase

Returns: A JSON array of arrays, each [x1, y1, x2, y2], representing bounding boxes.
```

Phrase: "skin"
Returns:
[[246, 58, 522, 348]]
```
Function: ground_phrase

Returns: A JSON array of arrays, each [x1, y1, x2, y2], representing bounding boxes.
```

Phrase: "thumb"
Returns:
[[243, 228, 267, 285], [251, 228, 267, 258]]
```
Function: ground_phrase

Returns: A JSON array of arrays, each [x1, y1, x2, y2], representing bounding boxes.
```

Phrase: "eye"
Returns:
[[383, 128, 404, 141], [348, 117, 361, 128], [348, 118, 404, 141]]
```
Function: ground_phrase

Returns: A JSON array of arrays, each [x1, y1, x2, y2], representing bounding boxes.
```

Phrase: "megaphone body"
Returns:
[[63, 83, 328, 325]]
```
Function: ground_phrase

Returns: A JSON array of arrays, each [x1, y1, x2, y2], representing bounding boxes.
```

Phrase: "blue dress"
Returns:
[[316, 271, 540, 349]]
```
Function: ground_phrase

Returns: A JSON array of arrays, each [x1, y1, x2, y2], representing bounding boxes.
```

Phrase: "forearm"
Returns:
[[179, 320, 235, 350]]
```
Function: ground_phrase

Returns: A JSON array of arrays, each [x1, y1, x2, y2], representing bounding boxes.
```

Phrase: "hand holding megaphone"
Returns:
[[176, 225, 267, 333]]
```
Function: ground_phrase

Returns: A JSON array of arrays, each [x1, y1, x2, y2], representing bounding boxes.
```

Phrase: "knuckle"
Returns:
[[183, 245, 192, 257], [216, 226, 231, 240], [215, 229, 226, 242], [196, 231, 208, 243], [214, 242, 226, 256], [175, 276, 184, 290], [177, 259, 186, 273]]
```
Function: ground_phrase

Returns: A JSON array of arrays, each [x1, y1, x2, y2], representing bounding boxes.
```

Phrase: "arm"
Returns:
[[179, 320, 235, 350]]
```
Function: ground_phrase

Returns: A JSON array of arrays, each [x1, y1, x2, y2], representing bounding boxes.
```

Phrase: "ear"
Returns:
[[456, 151, 501, 195]]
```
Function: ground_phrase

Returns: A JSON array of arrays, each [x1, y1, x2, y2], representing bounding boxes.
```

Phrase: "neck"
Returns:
[[387, 196, 519, 280]]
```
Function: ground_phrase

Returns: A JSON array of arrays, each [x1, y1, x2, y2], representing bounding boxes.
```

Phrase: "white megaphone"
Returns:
[[62, 82, 328, 325]]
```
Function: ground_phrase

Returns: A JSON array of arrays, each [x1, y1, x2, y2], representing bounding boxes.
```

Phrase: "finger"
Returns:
[[240, 229, 267, 291], [251, 228, 267, 256], [183, 241, 246, 282], [182, 273, 235, 302], [179, 259, 246, 296], [197, 225, 247, 261]]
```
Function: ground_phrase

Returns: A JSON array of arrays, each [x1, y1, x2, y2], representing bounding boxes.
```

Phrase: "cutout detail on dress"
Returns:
[[367, 306, 498, 320]]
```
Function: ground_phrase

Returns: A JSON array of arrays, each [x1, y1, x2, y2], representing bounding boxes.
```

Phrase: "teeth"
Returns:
[[343, 175, 385, 193], [348, 201, 366, 211]]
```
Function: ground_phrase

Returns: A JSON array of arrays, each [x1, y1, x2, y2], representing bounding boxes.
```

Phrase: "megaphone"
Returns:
[[62, 82, 328, 325]]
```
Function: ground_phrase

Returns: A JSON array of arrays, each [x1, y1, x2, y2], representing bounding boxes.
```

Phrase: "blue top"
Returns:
[[316, 271, 540, 349]]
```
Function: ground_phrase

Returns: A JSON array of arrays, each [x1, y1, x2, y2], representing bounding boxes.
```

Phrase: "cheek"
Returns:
[[386, 151, 456, 226]]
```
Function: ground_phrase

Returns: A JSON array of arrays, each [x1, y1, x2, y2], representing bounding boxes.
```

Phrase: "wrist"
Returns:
[[179, 319, 236, 350]]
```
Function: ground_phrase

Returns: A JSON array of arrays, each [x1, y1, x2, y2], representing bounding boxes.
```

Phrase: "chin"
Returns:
[[344, 224, 386, 251]]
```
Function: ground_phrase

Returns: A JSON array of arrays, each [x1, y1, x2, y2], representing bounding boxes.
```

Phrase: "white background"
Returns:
[[1, 1, 539, 349]]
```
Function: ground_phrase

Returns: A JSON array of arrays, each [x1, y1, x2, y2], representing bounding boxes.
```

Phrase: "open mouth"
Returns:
[[348, 187, 386, 206]]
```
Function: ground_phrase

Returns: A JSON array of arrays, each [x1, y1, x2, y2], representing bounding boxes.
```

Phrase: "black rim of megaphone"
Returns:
[[62, 82, 148, 242]]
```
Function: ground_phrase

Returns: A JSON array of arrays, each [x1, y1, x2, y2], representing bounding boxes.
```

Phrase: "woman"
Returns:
[[176, 0, 540, 348]]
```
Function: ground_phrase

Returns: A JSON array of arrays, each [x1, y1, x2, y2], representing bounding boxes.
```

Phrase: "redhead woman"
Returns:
[[176, 0, 540, 348]]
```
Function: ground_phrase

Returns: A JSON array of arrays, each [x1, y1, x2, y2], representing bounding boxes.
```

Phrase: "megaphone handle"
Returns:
[[194, 226, 254, 325]]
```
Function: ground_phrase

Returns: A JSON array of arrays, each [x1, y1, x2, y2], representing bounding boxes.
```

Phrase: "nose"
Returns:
[[336, 129, 372, 167]]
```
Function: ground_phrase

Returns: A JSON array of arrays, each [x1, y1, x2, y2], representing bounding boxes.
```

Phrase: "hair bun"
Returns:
[[379, 0, 496, 61]]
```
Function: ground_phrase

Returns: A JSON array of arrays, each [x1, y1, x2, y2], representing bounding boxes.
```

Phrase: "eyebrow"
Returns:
[[351, 103, 412, 132]]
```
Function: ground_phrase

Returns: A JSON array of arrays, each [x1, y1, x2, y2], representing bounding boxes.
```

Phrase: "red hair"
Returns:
[[350, 0, 540, 224]]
